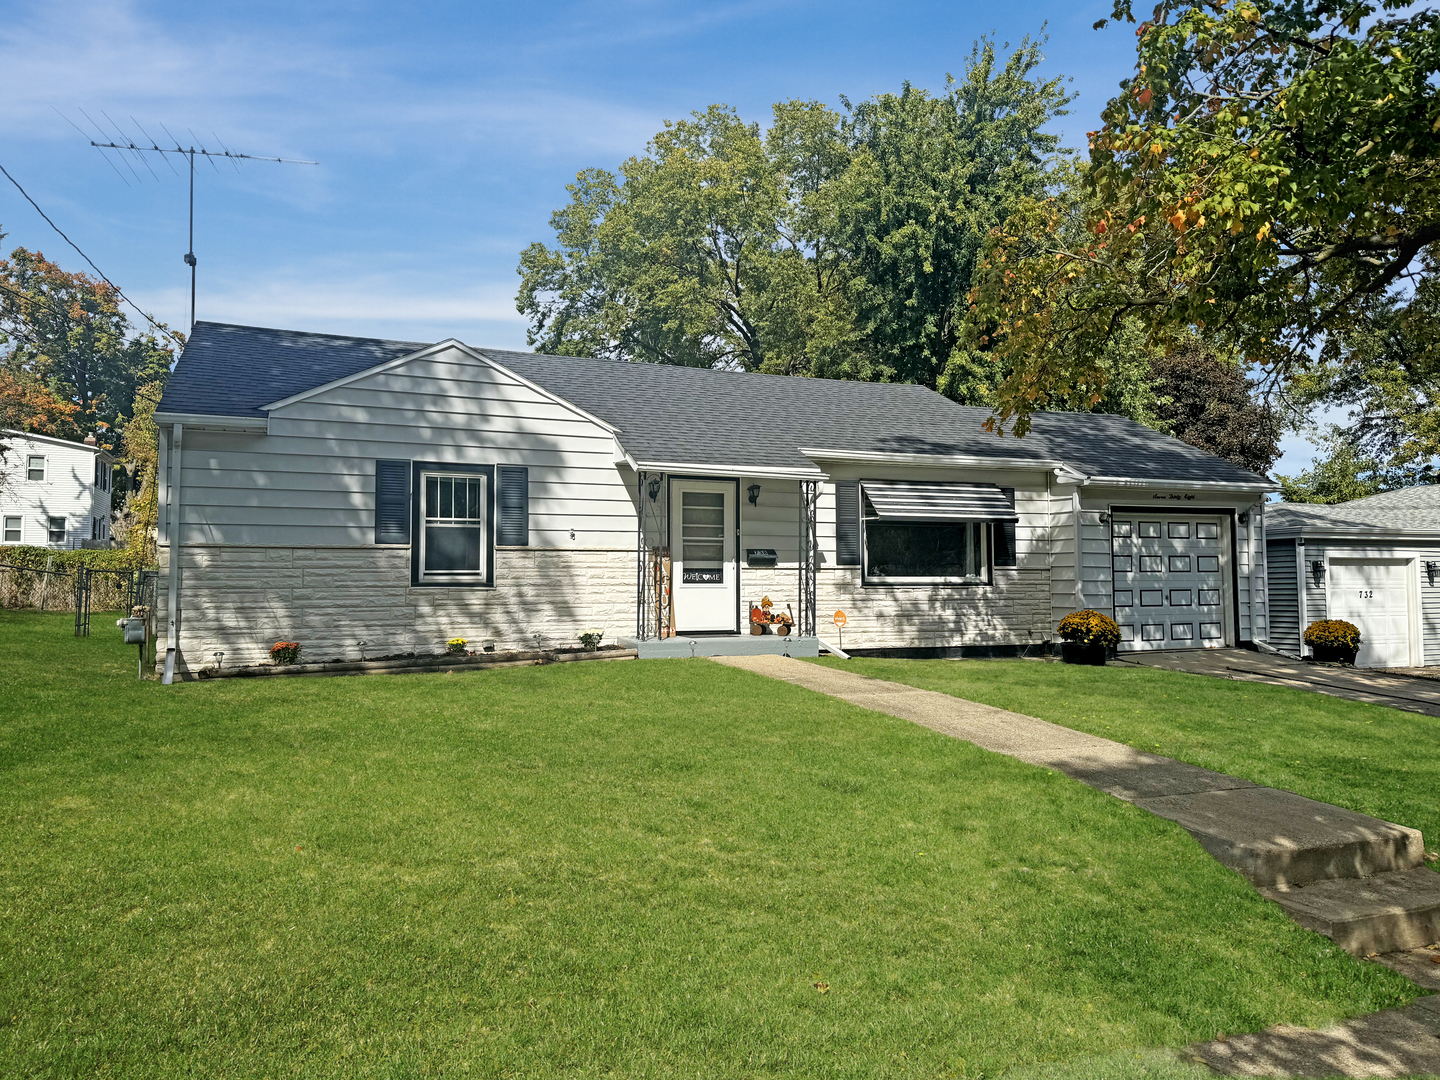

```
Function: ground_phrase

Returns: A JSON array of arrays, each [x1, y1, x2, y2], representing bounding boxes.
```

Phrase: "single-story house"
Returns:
[[0, 429, 114, 550], [152, 322, 1274, 677], [1266, 487, 1440, 668]]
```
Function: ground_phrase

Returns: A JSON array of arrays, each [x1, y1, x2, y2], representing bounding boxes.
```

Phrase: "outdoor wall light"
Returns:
[[647, 476, 662, 502], [748, 483, 761, 506], [1097, 511, 1109, 524], [1238, 511, 1249, 525], [1311, 559, 1327, 587], [1426, 561, 1439, 586]]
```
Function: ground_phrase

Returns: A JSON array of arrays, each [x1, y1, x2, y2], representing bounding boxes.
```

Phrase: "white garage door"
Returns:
[[1112, 515, 1228, 652], [1329, 560, 1414, 668]]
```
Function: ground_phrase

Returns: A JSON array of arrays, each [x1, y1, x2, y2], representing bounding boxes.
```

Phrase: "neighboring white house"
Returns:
[[1266, 487, 1440, 668], [0, 429, 114, 550], [150, 322, 1276, 677]]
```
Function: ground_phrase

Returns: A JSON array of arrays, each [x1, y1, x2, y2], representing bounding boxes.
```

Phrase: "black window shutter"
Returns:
[[994, 487, 1017, 567], [374, 459, 411, 545], [836, 481, 860, 566], [497, 465, 529, 546]]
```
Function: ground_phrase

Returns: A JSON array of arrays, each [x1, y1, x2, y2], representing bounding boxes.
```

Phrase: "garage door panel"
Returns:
[[1114, 515, 1227, 652], [1330, 560, 1412, 668]]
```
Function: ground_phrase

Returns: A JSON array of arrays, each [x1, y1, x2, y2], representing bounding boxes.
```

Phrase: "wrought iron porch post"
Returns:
[[636, 470, 648, 639], [799, 480, 818, 637]]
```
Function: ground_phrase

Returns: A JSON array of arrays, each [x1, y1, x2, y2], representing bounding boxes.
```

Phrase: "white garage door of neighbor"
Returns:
[[1329, 560, 1414, 668]]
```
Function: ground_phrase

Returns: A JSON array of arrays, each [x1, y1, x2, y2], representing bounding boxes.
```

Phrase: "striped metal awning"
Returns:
[[861, 480, 1018, 522]]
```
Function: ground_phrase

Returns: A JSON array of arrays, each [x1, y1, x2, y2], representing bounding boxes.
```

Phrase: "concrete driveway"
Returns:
[[1116, 649, 1440, 718]]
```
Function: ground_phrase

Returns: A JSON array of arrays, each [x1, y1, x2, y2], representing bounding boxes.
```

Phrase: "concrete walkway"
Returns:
[[712, 654, 1440, 1079], [1116, 649, 1440, 718]]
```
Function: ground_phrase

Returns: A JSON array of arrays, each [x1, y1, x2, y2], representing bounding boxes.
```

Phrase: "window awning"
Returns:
[[861, 480, 1018, 522]]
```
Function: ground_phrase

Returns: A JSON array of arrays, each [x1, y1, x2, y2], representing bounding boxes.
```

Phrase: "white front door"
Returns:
[[1112, 515, 1229, 651], [1329, 559, 1414, 668], [670, 479, 737, 633]]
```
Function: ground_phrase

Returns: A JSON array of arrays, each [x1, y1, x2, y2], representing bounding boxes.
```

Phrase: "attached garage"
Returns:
[[1265, 488, 1440, 669], [1112, 513, 1234, 652]]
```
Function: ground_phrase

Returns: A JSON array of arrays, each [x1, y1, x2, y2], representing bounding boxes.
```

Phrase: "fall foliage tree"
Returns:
[[968, 0, 1440, 433]]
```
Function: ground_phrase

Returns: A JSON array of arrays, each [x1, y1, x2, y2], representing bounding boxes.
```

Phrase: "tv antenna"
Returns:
[[75, 114, 316, 332]]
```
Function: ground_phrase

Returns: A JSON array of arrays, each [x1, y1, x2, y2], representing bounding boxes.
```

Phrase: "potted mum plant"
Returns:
[[270, 641, 302, 665], [1056, 610, 1121, 665], [1304, 619, 1361, 664]]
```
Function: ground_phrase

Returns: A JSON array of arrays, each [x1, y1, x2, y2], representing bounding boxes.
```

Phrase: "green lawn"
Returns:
[[812, 656, 1440, 852], [0, 612, 1417, 1079]]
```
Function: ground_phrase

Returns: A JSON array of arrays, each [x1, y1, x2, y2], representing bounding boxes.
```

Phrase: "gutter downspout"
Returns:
[[162, 422, 183, 684], [1296, 534, 1308, 658]]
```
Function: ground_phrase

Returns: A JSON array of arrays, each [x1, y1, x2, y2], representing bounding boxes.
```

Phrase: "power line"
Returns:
[[0, 160, 186, 349]]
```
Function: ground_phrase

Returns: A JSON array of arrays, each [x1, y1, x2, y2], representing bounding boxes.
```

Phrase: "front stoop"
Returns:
[[1263, 870, 1440, 957], [1132, 787, 1426, 888]]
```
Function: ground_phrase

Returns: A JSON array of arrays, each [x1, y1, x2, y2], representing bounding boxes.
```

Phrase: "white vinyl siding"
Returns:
[[168, 346, 634, 550], [0, 432, 109, 548]]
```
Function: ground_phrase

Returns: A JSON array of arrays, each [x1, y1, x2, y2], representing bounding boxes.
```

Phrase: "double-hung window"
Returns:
[[2, 516, 20, 543], [418, 471, 488, 584], [27, 455, 46, 481], [48, 516, 66, 544]]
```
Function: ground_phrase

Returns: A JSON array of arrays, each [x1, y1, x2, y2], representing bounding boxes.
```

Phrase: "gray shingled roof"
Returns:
[[158, 322, 1270, 486], [1268, 486, 1440, 536]]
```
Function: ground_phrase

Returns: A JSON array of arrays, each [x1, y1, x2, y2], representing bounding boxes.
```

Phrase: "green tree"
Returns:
[[1276, 440, 1390, 503], [831, 37, 1070, 395], [1290, 279, 1440, 477], [969, 0, 1440, 432], [517, 39, 1070, 395]]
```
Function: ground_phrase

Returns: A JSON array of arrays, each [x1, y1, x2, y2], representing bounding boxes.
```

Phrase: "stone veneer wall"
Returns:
[[157, 545, 637, 673], [816, 568, 1053, 651]]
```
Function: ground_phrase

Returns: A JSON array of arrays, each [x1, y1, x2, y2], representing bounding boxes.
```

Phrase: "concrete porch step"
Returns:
[[1262, 868, 1440, 957], [1131, 786, 1425, 888]]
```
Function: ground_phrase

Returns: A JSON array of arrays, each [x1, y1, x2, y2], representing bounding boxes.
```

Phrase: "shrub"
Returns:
[[578, 629, 604, 650], [1056, 609, 1122, 647], [446, 637, 468, 655], [0, 545, 149, 572], [1304, 619, 1361, 651], [270, 641, 302, 665]]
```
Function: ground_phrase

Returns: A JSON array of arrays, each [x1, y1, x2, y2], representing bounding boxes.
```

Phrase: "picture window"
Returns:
[[863, 515, 987, 584]]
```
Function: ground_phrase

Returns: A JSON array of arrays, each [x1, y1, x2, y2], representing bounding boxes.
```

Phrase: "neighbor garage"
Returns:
[[1266, 487, 1440, 669]]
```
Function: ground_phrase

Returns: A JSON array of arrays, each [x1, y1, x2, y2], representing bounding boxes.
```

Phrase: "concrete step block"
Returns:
[[1262, 868, 1440, 956], [1135, 787, 1424, 888]]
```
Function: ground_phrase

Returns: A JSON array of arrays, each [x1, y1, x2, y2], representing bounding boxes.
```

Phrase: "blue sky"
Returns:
[[0, 0, 1317, 471]]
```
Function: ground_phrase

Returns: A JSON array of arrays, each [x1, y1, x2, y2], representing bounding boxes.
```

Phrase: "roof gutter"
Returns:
[[1084, 475, 1276, 493], [799, 447, 1063, 471], [633, 459, 825, 481], [153, 411, 268, 432], [1266, 523, 1440, 542]]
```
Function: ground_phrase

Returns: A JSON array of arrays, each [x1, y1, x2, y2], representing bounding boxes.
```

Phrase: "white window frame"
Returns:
[[2, 516, 20, 544], [417, 470, 489, 585], [47, 516, 66, 544], [27, 455, 46, 481], [861, 515, 991, 586]]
